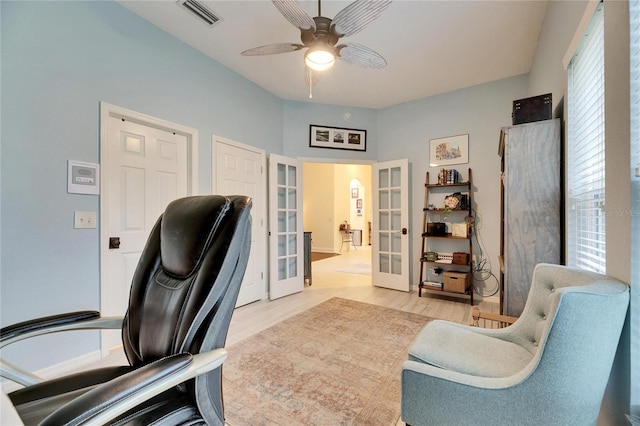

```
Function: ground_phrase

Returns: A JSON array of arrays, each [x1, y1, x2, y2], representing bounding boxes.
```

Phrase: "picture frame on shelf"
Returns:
[[310, 125, 367, 152], [429, 134, 469, 166]]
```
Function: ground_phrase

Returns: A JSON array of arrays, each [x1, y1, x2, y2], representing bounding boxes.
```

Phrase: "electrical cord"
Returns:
[[468, 209, 500, 297]]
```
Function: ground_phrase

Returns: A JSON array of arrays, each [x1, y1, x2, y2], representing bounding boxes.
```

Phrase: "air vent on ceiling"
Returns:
[[178, 0, 222, 27]]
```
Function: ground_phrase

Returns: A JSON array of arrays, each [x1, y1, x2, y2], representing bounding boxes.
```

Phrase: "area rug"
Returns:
[[222, 298, 432, 426], [311, 252, 340, 262]]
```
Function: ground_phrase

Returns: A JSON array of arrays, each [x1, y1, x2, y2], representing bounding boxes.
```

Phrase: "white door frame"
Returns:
[[99, 102, 199, 355], [212, 135, 267, 304]]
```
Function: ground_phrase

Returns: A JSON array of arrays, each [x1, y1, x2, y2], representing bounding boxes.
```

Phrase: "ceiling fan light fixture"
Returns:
[[304, 46, 336, 71]]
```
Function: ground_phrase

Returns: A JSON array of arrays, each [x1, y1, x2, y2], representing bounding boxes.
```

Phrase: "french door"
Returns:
[[372, 159, 410, 291], [268, 154, 304, 300]]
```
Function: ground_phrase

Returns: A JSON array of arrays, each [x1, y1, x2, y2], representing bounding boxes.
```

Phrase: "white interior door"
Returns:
[[372, 159, 410, 291], [268, 154, 304, 300], [214, 137, 265, 307], [100, 104, 195, 354]]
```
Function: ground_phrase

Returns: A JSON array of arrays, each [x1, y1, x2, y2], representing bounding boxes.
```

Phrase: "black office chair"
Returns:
[[1, 195, 252, 425]]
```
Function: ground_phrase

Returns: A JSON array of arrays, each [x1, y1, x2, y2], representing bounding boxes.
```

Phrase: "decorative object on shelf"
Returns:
[[443, 271, 469, 293], [429, 134, 469, 167], [451, 223, 468, 238], [310, 125, 366, 152], [438, 168, 460, 185], [452, 252, 469, 265], [443, 193, 461, 217], [425, 222, 446, 236], [512, 93, 552, 125], [425, 251, 439, 262]]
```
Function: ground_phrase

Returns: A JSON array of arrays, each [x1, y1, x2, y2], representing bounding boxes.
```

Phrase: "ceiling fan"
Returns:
[[241, 0, 392, 89]]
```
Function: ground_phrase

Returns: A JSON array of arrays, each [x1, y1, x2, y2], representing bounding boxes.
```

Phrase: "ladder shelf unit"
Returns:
[[418, 168, 474, 304]]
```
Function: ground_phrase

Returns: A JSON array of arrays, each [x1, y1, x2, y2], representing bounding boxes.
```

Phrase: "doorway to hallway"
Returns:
[[302, 162, 372, 283]]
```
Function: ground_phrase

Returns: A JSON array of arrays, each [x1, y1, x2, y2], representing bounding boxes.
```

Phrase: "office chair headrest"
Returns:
[[160, 196, 231, 278]]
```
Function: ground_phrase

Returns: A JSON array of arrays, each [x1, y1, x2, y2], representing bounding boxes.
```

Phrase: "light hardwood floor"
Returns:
[[228, 245, 498, 346], [40, 246, 498, 426]]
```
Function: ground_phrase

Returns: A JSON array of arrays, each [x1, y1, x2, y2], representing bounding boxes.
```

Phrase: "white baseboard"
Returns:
[[1, 350, 102, 394]]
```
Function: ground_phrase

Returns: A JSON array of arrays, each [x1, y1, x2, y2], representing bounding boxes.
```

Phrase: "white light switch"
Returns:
[[74, 211, 97, 229]]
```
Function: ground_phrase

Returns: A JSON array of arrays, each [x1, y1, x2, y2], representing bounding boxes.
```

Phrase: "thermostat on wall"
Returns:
[[68, 160, 100, 195]]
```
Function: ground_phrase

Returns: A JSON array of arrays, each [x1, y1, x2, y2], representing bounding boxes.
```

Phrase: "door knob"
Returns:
[[402, 228, 408, 235], [109, 237, 121, 249]]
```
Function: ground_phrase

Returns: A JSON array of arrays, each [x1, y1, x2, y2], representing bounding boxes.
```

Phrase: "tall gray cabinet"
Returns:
[[499, 119, 562, 317]]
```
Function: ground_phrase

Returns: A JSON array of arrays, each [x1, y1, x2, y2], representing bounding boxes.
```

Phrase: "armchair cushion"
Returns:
[[408, 320, 533, 378]]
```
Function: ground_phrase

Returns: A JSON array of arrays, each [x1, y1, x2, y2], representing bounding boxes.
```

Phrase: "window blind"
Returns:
[[567, 4, 605, 274]]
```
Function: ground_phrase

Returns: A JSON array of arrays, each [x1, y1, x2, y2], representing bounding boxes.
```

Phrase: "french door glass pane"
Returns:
[[277, 212, 286, 232], [391, 254, 402, 275], [380, 233, 389, 251], [379, 212, 389, 230], [288, 235, 297, 255], [277, 188, 286, 209], [278, 259, 286, 280], [288, 257, 297, 277], [391, 189, 401, 209], [287, 188, 296, 208], [391, 211, 401, 231], [288, 165, 296, 185], [288, 212, 296, 231], [390, 167, 401, 187], [379, 254, 389, 273], [379, 169, 389, 188], [391, 233, 402, 252], [379, 189, 389, 209]]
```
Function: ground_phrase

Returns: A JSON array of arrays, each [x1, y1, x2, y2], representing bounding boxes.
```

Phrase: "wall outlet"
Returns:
[[74, 211, 97, 229]]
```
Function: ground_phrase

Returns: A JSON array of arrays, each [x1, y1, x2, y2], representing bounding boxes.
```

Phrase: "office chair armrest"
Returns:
[[38, 348, 228, 426], [1, 312, 123, 348], [0, 313, 123, 387], [1, 311, 100, 342]]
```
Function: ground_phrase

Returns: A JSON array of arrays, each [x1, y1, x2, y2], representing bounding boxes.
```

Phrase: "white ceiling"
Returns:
[[117, 0, 548, 109]]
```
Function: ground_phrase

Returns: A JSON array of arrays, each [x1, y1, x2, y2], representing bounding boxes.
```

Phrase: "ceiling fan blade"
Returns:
[[241, 43, 305, 56], [271, 0, 316, 31], [337, 43, 387, 69], [304, 66, 322, 87], [332, 0, 392, 37]]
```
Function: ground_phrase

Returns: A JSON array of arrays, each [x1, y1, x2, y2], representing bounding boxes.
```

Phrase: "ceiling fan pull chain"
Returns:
[[309, 71, 314, 98]]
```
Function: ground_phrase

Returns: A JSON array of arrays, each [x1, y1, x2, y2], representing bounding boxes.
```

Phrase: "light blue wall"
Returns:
[[283, 101, 378, 160], [378, 75, 529, 294], [1, 0, 283, 371]]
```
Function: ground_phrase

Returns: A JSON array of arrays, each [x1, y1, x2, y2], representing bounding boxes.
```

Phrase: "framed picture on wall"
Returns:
[[429, 134, 469, 166], [310, 125, 367, 152]]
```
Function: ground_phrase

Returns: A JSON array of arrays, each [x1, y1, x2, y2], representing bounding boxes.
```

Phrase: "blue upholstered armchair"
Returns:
[[401, 263, 629, 426]]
